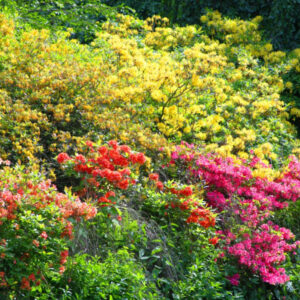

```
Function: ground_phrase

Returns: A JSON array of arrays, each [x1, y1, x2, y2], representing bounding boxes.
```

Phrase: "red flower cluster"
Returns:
[[57, 153, 70, 164], [149, 173, 159, 181], [150, 172, 215, 229], [0, 162, 98, 293], [209, 237, 219, 245], [0, 271, 7, 288], [186, 207, 215, 228], [58, 140, 147, 205], [0, 190, 19, 224], [169, 186, 193, 197], [98, 191, 116, 207]]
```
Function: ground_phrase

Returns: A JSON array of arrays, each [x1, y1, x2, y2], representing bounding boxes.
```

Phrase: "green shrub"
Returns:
[[0, 160, 96, 298], [53, 250, 160, 299]]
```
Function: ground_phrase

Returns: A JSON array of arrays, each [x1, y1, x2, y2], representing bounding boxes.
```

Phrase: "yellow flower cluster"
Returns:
[[0, 11, 299, 173]]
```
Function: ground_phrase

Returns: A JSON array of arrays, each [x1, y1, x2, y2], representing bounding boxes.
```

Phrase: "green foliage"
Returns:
[[0, 161, 97, 298], [275, 201, 300, 239], [52, 250, 160, 299], [173, 257, 237, 300], [0, 0, 134, 43], [104, 0, 300, 50]]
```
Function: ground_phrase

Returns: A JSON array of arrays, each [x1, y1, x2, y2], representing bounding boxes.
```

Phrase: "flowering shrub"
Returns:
[[0, 11, 299, 175], [57, 140, 147, 219], [58, 140, 217, 231], [0, 4, 300, 299], [148, 173, 215, 229], [168, 144, 300, 285], [0, 159, 96, 296]]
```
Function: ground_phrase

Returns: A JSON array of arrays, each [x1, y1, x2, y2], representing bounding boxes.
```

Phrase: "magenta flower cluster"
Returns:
[[169, 145, 300, 285]]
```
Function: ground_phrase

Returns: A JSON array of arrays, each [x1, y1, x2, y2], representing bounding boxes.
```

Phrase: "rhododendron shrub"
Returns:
[[58, 140, 217, 229], [0, 160, 96, 295], [57, 140, 146, 216], [167, 144, 300, 285], [147, 173, 216, 229]]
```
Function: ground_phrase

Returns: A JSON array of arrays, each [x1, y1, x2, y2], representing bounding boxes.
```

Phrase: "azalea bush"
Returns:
[[57, 140, 147, 205], [57, 140, 221, 297], [0, 158, 96, 298], [0, 3, 300, 299], [165, 143, 300, 295]]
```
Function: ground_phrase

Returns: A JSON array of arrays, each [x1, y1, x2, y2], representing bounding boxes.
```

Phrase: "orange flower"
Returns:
[[32, 239, 40, 247], [20, 277, 31, 290], [209, 237, 219, 245]]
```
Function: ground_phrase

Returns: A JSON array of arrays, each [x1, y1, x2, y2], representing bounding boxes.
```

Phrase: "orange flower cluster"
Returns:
[[0, 161, 97, 292], [149, 172, 215, 229], [58, 140, 146, 203]]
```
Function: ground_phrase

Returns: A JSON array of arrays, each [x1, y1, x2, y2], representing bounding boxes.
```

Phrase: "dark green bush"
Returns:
[[104, 0, 300, 50]]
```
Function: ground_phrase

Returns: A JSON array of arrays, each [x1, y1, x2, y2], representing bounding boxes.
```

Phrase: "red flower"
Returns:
[[105, 191, 116, 198], [86, 140, 93, 148], [60, 250, 69, 264], [20, 277, 31, 290], [137, 153, 146, 164], [179, 200, 190, 211], [28, 273, 35, 281], [149, 173, 159, 181], [129, 153, 146, 165], [98, 146, 108, 155], [120, 145, 131, 153], [108, 140, 118, 149], [75, 154, 86, 164], [180, 186, 193, 197], [60, 250, 69, 258], [57, 153, 70, 164], [32, 239, 40, 247], [209, 237, 219, 245], [117, 179, 129, 190], [156, 181, 164, 190]]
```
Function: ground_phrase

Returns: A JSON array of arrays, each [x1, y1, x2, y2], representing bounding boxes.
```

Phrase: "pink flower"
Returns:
[[227, 274, 240, 286]]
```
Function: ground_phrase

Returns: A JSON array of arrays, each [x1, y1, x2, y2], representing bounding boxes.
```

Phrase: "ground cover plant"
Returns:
[[0, 2, 300, 299]]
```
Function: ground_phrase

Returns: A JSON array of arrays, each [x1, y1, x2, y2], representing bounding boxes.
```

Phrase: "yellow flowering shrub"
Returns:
[[0, 11, 299, 176], [200, 11, 300, 126]]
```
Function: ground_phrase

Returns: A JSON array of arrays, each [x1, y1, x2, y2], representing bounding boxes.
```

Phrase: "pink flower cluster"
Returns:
[[227, 273, 240, 286], [169, 146, 300, 285], [226, 222, 299, 285]]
